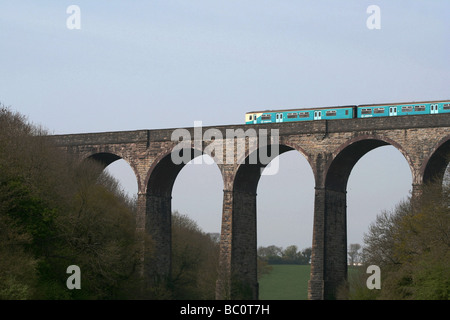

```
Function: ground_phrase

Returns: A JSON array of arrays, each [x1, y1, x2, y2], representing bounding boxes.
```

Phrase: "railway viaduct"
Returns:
[[50, 114, 450, 300]]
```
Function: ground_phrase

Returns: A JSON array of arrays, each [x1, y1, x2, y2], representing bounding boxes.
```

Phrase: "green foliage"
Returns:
[[339, 266, 380, 300], [169, 211, 220, 299], [0, 105, 221, 300], [1, 177, 58, 256], [257, 245, 312, 265], [0, 106, 145, 299], [0, 276, 33, 300], [349, 183, 450, 300]]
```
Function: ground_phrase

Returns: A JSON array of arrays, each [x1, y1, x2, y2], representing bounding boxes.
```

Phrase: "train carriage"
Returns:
[[245, 105, 355, 124], [357, 101, 450, 118], [245, 100, 450, 124]]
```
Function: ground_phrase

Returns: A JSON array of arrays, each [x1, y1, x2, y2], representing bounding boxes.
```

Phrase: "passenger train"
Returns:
[[245, 100, 450, 124]]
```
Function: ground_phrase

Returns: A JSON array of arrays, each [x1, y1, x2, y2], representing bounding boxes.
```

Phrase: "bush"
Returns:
[[349, 183, 450, 300], [0, 106, 146, 299]]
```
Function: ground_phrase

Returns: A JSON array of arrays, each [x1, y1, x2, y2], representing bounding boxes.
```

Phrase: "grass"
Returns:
[[258, 265, 311, 300]]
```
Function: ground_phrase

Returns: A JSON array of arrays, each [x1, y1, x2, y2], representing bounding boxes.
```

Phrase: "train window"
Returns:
[[261, 114, 271, 120], [249, 115, 253, 120], [326, 110, 336, 116], [414, 105, 426, 112], [345, 110, 349, 115], [298, 112, 309, 118], [361, 108, 372, 114], [287, 113, 297, 119], [374, 108, 385, 114], [443, 104, 450, 110], [402, 106, 413, 112]]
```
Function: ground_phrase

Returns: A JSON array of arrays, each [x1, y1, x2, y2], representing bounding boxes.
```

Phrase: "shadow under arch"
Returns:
[[422, 136, 450, 185], [226, 143, 314, 299], [87, 152, 122, 168], [82, 152, 140, 194]]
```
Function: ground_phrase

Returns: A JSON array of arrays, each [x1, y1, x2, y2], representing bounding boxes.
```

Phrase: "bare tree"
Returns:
[[348, 243, 361, 266]]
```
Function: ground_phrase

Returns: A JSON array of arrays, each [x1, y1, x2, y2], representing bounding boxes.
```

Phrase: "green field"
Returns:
[[259, 265, 311, 300]]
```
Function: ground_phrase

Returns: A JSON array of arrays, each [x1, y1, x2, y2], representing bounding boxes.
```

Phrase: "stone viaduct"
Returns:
[[50, 114, 450, 300]]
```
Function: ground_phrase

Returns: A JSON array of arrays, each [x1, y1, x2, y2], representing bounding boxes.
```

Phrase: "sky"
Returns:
[[1, 1, 449, 250]]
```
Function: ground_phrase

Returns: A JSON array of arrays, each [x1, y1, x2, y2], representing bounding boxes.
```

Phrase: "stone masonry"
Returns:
[[50, 114, 450, 300]]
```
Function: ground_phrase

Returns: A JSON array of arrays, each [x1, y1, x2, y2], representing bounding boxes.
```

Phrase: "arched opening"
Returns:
[[145, 149, 222, 298], [257, 150, 314, 300], [88, 152, 121, 168], [231, 144, 314, 299], [347, 145, 412, 260], [145, 149, 202, 279], [320, 138, 413, 299], [172, 154, 223, 236], [326, 139, 393, 192], [104, 159, 139, 198], [86, 152, 139, 200], [171, 154, 223, 299]]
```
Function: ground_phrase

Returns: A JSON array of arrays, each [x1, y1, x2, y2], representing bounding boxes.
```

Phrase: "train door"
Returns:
[[314, 111, 322, 120], [276, 113, 283, 123], [389, 107, 397, 116], [430, 104, 439, 114], [253, 114, 257, 124]]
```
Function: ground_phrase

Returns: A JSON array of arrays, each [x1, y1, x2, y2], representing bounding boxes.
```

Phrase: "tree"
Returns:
[[0, 106, 149, 299], [282, 245, 299, 261], [348, 243, 361, 266], [301, 247, 312, 264], [282, 245, 307, 264], [258, 245, 283, 259], [348, 182, 450, 300], [257, 245, 312, 265], [170, 211, 219, 299]]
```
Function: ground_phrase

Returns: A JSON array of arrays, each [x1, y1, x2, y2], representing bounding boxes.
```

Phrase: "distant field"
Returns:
[[258, 265, 310, 300]]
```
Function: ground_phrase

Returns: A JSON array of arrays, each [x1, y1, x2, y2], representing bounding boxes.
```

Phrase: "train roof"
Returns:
[[358, 99, 450, 107], [246, 105, 356, 114], [246, 100, 450, 114]]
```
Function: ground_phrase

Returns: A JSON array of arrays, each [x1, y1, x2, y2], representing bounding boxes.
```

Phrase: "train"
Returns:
[[245, 100, 450, 124]]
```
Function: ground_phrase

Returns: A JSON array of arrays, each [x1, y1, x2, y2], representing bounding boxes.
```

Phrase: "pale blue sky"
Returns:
[[1, 1, 449, 249]]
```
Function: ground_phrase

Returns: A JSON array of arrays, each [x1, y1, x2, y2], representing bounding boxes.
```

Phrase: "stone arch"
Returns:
[[224, 143, 314, 299], [421, 135, 450, 185], [233, 143, 314, 194], [310, 135, 414, 299], [325, 135, 413, 192], [83, 151, 141, 194], [87, 152, 121, 168], [144, 146, 226, 195], [143, 146, 224, 282]]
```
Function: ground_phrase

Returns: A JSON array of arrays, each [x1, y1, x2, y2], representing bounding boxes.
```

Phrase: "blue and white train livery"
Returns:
[[245, 100, 450, 124]]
